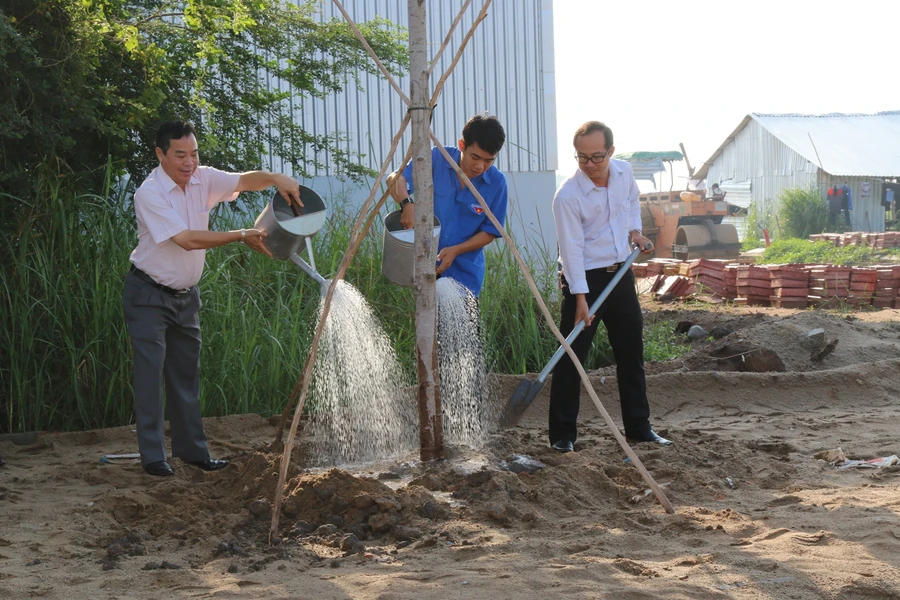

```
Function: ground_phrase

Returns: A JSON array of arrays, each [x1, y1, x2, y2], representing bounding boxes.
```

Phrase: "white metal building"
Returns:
[[694, 112, 900, 233], [268, 0, 558, 257]]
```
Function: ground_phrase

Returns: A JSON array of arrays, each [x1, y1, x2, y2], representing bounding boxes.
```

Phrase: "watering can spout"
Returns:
[[289, 253, 326, 286]]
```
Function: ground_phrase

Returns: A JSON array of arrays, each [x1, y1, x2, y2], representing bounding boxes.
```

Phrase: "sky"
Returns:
[[552, 0, 900, 188]]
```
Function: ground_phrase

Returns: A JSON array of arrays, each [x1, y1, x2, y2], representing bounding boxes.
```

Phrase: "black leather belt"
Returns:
[[129, 264, 191, 297], [586, 262, 625, 274]]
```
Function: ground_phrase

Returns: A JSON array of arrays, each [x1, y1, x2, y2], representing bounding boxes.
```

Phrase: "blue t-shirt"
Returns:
[[402, 146, 508, 296]]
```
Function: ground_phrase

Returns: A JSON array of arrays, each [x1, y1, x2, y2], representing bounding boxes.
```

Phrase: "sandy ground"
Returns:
[[2, 304, 900, 599]]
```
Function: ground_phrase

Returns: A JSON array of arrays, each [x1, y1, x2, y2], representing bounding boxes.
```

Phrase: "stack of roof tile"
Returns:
[[723, 265, 739, 300], [873, 266, 900, 309], [735, 266, 772, 306], [767, 265, 810, 308], [808, 265, 852, 306], [687, 259, 729, 298], [848, 267, 877, 306]]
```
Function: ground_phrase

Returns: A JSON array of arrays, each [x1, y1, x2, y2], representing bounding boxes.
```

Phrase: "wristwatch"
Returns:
[[399, 196, 414, 208], [240, 228, 246, 240]]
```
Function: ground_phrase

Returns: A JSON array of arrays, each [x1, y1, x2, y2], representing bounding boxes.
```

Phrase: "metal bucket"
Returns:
[[254, 186, 327, 260], [382, 210, 441, 287]]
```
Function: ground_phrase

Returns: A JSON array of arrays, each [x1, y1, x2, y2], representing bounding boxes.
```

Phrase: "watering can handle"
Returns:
[[288, 198, 303, 217]]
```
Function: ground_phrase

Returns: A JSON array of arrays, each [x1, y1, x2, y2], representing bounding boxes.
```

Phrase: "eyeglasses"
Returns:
[[574, 151, 609, 164]]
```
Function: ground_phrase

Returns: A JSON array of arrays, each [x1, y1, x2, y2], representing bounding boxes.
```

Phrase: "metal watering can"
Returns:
[[254, 186, 328, 284], [381, 209, 441, 287]]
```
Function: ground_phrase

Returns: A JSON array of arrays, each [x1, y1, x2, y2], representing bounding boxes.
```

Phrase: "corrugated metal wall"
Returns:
[[265, 0, 557, 178], [703, 119, 887, 232]]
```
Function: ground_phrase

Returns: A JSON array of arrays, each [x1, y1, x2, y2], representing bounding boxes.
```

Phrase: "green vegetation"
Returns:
[[759, 238, 894, 265], [777, 187, 829, 240], [0, 0, 407, 203], [741, 201, 767, 251], [2, 180, 691, 434]]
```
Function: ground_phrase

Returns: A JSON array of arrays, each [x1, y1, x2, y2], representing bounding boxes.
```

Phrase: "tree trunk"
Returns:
[[408, 0, 443, 461]]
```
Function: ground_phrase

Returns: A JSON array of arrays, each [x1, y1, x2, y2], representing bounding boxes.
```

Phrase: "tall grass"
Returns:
[[777, 187, 829, 239], [2, 173, 691, 434]]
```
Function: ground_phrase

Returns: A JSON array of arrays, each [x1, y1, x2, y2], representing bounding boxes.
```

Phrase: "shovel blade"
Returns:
[[499, 377, 547, 428]]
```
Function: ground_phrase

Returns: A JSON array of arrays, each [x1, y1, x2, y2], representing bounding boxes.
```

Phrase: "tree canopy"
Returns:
[[0, 0, 408, 198]]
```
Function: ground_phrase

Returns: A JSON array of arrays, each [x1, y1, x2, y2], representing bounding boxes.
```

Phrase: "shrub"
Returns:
[[777, 187, 829, 239]]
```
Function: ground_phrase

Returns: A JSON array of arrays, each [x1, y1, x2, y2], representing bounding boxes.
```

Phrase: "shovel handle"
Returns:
[[534, 246, 643, 383]]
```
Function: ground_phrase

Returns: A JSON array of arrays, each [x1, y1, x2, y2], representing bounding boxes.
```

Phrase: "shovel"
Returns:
[[499, 245, 645, 428]]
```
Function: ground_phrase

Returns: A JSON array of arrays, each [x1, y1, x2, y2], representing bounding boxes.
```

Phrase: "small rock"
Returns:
[[315, 524, 339, 537], [214, 540, 247, 557], [709, 325, 734, 340], [800, 328, 825, 350], [330, 559, 341, 569], [674, 321, 694, 334], [409, 474, 442, 491], [25, 559, 41, 566], [420, 500, 449, 521], [289, 521, 317, 536], [339, 534, 365, 555], [414, 537, 438, 549], [811, 339, 838, 363], [503, 454, 546, 474], [686, 325, 708, 341], [328, 515, 344, 528], [247, 499, 271, 519], [394, 526, 423, 542], [227, 564, 238, 574], [464, 470, 494, 487]]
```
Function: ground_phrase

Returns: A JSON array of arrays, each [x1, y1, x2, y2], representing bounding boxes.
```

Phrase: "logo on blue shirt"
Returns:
[[470, 203, 484, 215]]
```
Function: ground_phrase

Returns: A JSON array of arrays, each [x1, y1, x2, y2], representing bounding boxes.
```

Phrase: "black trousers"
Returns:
[[122, 271, 210, 466], [548, 268, 651, 444]]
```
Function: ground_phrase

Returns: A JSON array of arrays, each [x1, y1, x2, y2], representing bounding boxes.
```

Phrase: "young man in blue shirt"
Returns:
[[386, 114, 508, 297]]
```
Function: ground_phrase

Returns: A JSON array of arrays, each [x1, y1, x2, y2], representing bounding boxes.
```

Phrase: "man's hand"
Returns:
[[400, 203, 415, 229], [242, 229, 272, 258], [273, 174, 302, 208], [436, 244, 460, 275], [575, 294, 594, 328], [631, 231, 654, 254]]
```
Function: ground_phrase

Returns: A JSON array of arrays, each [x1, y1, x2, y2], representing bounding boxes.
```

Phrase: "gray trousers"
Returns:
[[122, 272, 210, 466]]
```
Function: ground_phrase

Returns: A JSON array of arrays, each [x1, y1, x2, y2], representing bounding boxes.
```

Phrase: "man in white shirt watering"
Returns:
[[124, 120, 301, 476], [549, 121, 671, 453]]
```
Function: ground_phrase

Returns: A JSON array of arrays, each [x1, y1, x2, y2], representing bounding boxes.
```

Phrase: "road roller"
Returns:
[[639, 190, 741, 260]]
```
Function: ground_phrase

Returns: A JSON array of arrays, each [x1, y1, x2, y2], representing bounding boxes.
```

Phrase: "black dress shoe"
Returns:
[[144, 461, 175, 477], [187, 458, 229, 472], [551, 440, 574, 453], [626, 430, 673, 446]]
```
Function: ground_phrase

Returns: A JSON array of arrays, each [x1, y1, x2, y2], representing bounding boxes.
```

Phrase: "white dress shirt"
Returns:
[[552, 158, 642, 294], [129, 166, 240, 289]]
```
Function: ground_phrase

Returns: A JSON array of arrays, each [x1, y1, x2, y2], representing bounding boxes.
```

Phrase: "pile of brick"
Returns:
[[768, 265, 810, 308], [809, 232, 900, 248], [631, 260, 900, 309], [874, 267, 900, 308], [686, 259, 727, 297], [734, 265, 771, 306]]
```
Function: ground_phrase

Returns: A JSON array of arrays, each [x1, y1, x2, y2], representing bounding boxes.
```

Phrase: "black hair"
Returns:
[[461, 114, 505, 155], [156, 121, 196, 154], [573, 121, 614, 149]]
